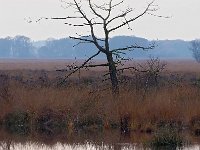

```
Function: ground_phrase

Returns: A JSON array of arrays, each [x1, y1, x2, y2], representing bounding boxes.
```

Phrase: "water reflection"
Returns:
[[0, 142, 133, 150], [0, 129, 200, 150], [0, 142, 200, 150]]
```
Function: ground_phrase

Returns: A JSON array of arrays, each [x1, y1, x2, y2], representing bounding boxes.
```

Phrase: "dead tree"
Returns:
[[117, 57, 166, 93], [43, 0, 163, 96], [141, 57, 166, 88], [190, 40, 200, 63]]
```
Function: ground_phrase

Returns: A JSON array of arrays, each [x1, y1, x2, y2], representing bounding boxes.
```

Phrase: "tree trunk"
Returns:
[[106, 53, 119, 96]]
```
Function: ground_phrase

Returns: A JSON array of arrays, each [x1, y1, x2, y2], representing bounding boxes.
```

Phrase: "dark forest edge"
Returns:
[[0, 35, 193, 59]]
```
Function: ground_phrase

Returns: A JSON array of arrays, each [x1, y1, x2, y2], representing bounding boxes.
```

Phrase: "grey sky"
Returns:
[[0, 0, 200, 41]]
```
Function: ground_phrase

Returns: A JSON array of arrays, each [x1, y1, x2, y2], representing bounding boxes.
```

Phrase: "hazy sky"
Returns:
[[0, 0, 200, 41]]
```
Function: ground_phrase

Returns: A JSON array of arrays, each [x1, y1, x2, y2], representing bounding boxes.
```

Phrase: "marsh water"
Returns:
[[2, 143, 200, 150], [1, 129, 200, 150]]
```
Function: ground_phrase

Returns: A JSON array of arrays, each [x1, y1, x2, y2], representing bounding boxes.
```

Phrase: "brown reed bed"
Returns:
[[0, 58, 200, 138], [0, 70, 200, 136]]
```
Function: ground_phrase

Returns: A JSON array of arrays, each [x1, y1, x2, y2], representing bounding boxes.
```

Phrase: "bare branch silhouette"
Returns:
[[41, 0, 165, 96]]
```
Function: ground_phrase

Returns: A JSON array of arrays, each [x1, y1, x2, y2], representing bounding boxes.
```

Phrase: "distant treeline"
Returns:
[[0, 35, 192, 59]]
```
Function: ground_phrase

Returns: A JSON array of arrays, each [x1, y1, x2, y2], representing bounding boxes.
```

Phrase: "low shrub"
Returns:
[[74, 116, 103, 130], [3, 111, 30, 135], [189, 116, 200, 136], [149, 126, 185, 149], [35, 108, 67, 135]]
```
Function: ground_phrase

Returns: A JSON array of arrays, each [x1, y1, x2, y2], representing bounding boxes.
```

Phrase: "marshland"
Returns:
[[1, 0, 200, 149], [0, 59, 200, 149]]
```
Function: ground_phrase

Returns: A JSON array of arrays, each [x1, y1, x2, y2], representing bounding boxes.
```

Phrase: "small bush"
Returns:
[[35, 108, 67, 135], [0, 119, 3, 129], [3, 111, 30, 135], [189, 116, 200, 136], [149, 126, 184, 149], [74, 116, 103, 130]]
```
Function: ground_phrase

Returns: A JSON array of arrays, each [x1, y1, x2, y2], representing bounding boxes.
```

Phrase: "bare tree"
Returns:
[[44, 0, 163, 96], [191, 40, 200, 63]]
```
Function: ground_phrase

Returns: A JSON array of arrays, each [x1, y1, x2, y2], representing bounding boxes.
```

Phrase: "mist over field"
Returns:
[[0, 35, 192, 59]]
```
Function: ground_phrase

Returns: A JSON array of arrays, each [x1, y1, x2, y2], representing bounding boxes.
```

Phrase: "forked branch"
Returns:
[[60, 50, 101, 83], [108, 1, 155, 32]]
